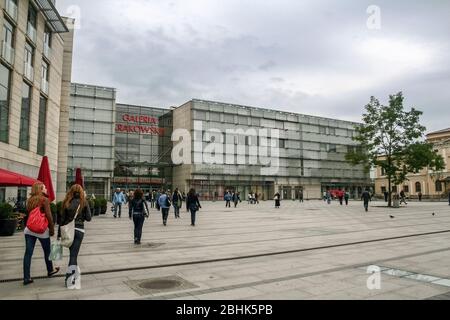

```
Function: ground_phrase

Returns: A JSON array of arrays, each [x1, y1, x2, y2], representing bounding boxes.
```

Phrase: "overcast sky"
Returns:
[[56, 0, 450, 132]]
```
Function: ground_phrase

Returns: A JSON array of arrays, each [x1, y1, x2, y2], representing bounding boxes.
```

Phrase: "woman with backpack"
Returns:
[[23, 182, 60, 286], [129, 189, 149, 245], [58, 184, 91, 289], [186, 188, 201, 226]]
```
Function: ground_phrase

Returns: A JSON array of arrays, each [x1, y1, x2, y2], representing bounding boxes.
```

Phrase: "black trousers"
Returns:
[[161, 208, 169, 223], [133, 214, 145, 242], [69, 230, 84, 266]]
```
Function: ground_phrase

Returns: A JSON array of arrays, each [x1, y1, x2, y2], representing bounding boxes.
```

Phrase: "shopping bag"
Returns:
[[49, 240, 63, 261]]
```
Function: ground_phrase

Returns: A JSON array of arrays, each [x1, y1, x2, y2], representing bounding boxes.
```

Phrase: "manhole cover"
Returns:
[[126, 275, 199, 295], [139, 279, 181, 290]]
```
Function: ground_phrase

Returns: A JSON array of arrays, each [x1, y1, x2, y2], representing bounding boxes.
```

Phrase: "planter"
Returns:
[[100, 207, 107, 215], [0, 219, 17, 237], [94, 207, 100, 216]]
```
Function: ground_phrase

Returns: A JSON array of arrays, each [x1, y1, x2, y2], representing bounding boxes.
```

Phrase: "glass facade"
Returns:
[[67, 83, 116, 199], [37, 95, 47, 156], [0, 64, 10, 142], [183, 100, 371, 200], [19, 82, 31, 150], [113, 104, 173, 193]]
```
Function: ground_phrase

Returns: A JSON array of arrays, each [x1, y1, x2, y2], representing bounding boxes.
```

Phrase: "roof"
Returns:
[[427, 127, 450, 136], [34, 0, 69, 33]]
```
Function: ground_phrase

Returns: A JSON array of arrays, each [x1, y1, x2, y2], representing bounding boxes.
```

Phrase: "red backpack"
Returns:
[[26, 202, 48, 234]]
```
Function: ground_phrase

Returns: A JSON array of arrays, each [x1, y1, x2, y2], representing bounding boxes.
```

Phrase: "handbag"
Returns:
[[49, 240, 63, 261], [60, 204, 81, 248], [26, 203, 49, 234]]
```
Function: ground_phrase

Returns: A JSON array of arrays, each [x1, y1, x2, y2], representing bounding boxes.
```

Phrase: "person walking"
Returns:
[[172, 188, 182, 219], [232, 192, 241, 208], [400, 190, 408, 205], [112, 188, 126, 218], [158, 190, 171, 226], [323, 191, 327, 202], [361, 188, 371, 212], [186, 188, 202, 226], [418, 192, 423, 202], [128, 189, 149, 245], [384, 191, 389, 202], [23, 182, 60, 286], [274, 193, 281, 209], [338, 190, 344, 206], [58, 184, 91, 289], [150, 191, 155, 208], [224, 191, 232, 208], [344, 190, 350, 206], [326, 191, 332, 205], [299, 191, 304, 203]]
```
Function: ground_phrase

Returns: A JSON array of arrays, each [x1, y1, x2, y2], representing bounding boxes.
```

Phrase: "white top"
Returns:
[[24, 227, 50, 239]]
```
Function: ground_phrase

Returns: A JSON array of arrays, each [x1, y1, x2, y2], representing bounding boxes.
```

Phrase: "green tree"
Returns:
[[346, 92, 445, 207]]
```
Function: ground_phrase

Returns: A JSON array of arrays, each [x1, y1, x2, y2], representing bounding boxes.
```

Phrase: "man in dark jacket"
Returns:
[[361, 189, 371, 212]]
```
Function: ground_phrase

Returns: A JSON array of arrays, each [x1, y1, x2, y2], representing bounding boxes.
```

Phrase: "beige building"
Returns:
[[0, 0, 74, 202], [374, 128, 450, 199]]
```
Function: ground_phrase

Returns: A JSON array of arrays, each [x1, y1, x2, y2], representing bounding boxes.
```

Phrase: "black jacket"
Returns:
[[186, 194, 201, 211], [58, 199, 91, 230], [129, 198, 149, 218]]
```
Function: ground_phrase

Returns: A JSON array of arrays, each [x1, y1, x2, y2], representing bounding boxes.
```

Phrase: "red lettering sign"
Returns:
[[118, 114, 164, 136]]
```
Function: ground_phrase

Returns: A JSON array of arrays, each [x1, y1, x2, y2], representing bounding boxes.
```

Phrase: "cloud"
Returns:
[[56, 0, 450, 132]]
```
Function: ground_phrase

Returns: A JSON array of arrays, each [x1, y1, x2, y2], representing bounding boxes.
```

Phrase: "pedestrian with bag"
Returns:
[[23, 182, 60, 286], [128, 189, 149, 245], [274, 193, 281, 209], [172, 188, 182, 219], [186, 188, 201, 226], [58, 184, 91, 289], [158, 190, 171, 226]]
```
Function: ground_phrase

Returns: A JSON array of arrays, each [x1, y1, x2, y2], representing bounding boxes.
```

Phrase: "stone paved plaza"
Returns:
[[0, 199, 449, 300]]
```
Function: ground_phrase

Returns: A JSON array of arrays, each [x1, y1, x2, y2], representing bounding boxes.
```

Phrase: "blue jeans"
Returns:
[[23, 235, 53, 281], [190, 208, 197, 225], [114, 203, 122, 217], [133, 214, 145, 242]]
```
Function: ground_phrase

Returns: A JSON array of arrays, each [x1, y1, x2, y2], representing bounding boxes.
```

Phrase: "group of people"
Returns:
[[23, 183, 91, 289], [224, 191, 242, 208], [112, 187, 201, 244], [323, 190, 351, 206], [247, 193, 259, 204]]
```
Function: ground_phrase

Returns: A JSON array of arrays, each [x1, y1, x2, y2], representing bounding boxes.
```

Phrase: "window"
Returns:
[[28, 3, 37, 27], [403, 185, 409, 193], [0, 64, 11, 143], [19, 82, 31, 150], [279, 139, 286, 149], [24, 42, 34, 81], [319, 126, 326, 134], [329, 127, 336, 135], [37, 96, 47, 155], [381, 167, 386, 176], [0, 188, 5, 203], [392, 186, 397, 193], [435, 181, 443, 192], [41, 61, 49, 94], [415, 182, 422, 193], [381, 187, 387, 193], [44, 26, 52, 49], [2, 20, 15, 65], [328, 144, 337, 153]]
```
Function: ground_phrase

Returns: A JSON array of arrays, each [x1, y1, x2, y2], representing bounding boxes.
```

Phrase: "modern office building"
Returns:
[[113, 103, 173, 193], [374, 127, 450, 199], [67, 83, 116, 199], [0, 0, 73, 202], [172, 99, 371, 200]]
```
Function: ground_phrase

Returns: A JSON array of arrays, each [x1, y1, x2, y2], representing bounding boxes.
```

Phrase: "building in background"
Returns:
[[0, 0, 72, 203], [375, 127, 450, 199], [113, 103, 173, 193], [67, 83, 116, 200], [172, 99, 371, 200]]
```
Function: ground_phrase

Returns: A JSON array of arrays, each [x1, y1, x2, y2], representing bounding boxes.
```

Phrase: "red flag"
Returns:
[[37, 156, 55, 202]]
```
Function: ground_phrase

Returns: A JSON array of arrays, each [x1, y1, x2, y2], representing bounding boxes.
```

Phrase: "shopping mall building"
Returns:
[[67, 85, 372, 200]]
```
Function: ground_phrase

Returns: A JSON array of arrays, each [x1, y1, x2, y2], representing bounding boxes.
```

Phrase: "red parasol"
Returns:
[[75, 168, 84, 188], [0, 168, 40, 187], [37, 156, 55, 202]]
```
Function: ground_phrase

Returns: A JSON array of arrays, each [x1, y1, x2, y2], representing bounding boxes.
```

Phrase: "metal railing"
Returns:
[[24, 63, 34, 81], [4, 0, 18, 21], [0, 41, 14, 65], [27, 22, 37, 43]]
